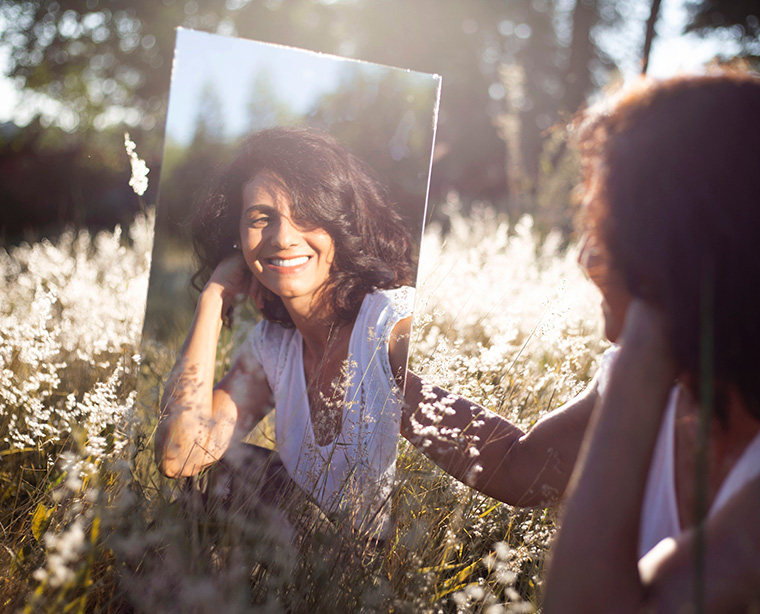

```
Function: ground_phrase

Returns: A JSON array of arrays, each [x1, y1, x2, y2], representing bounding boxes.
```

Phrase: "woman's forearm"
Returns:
[[401, 371, 596, 507], [155, 286, 229, 477], [543, 302, 675, 613], [401, 372, 527, 497]]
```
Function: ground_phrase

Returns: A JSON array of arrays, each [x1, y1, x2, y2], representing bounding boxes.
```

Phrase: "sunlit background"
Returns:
[[0, 0, 757, 242], [1, 2, 759, 611]]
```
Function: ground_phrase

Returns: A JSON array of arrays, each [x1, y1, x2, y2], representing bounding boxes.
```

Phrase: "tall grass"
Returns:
[[0, 214, 153, 612], [0, 197, 605, 613]]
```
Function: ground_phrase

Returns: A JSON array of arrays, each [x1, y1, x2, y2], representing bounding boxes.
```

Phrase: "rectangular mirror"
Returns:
[[139, 28, 440, 539]]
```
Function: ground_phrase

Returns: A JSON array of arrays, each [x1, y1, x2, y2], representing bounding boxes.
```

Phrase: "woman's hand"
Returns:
[[544, 298, 676, 613], [617, 299, 673, 372], [204, 253, 268, 317], [204, 254, 255, 318], [206, 253, 251, 299]]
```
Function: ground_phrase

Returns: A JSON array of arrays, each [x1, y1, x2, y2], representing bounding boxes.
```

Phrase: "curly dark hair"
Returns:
[[191, 126, 415, 326], [577, 71, 760, 421]]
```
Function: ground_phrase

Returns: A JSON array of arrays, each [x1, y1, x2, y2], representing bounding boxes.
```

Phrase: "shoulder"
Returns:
[[359, 286, 415, 323], [245, 318, 291, 348], [242, 318, 298, 377], [352, 287, 414, 387]]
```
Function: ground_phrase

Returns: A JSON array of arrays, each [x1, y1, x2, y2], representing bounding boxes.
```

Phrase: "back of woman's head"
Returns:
[[580, 71, 760, 419], [191, 126, 415, 326]]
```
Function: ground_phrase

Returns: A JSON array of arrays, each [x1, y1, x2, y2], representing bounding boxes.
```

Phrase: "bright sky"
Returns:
[[0, 0, 745, 128], [165, 29, 395, 145]]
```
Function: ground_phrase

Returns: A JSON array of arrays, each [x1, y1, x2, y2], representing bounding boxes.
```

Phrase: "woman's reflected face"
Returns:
[[578, 233, 631, 343], [239, 170, 335, 307]]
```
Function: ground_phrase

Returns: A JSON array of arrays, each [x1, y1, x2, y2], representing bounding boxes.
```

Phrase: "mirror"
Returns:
[[139, 28, 440, 539]]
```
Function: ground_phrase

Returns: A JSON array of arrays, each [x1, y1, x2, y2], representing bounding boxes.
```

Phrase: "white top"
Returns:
[[597, 346, 760, 561], [244, 286, 414, 538]]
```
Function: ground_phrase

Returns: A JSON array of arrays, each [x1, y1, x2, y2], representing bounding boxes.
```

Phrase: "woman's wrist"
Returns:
[[197, 284, 231, 332], [200, 281, 230, 308]]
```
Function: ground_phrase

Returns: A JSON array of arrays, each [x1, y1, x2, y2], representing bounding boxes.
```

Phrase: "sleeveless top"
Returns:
[[597, 346, 760, 560], [244, 286, 414, 538]]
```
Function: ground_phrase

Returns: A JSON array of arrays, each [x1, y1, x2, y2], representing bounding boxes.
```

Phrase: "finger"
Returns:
[[248, 276, 265, 312]]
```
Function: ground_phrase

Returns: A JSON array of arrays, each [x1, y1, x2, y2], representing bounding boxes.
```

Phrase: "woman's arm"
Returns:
[[543, 300, 676, 613], [155, 255, 271, 478], [390, 317, 598, 507]]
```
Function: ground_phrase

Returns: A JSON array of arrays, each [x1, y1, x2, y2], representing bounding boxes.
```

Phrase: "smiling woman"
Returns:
[[155, 126, 417, 540], [190, 127, 415, 326]]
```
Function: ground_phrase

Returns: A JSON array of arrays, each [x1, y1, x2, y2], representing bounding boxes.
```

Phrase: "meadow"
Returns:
[[0, 193, 607, 612]]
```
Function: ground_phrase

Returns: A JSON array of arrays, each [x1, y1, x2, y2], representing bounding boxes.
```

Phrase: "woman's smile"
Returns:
[[267, 256, 310, 268]]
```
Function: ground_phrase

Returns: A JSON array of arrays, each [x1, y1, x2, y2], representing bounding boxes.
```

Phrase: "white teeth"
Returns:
[[269, 256, 309, 268]]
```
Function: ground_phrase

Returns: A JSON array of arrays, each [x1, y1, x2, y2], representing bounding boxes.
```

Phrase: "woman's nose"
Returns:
[[270, 216, 300, 248]]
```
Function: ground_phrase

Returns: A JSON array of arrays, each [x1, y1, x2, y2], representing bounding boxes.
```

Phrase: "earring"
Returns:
[[233, 242, 239, 250]]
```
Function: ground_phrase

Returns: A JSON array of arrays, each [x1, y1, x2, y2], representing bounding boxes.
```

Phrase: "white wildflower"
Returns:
[[34, 519, 87, 587], [494, 541, 510, 560], [0, 213, 152, 450], [465, 584, 485, 601], [124, 132, 149, 196]]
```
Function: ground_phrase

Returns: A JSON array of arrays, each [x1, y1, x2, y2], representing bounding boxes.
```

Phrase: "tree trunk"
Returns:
[[642, 0, 663, 75]]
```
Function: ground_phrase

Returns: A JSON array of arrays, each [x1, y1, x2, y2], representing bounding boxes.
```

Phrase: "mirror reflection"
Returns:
[[142, 29, 440, 541]]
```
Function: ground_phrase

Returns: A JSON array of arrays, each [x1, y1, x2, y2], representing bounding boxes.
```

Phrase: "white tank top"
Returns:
[[597, 346, 760, 559], [244, 287, 414, 538]]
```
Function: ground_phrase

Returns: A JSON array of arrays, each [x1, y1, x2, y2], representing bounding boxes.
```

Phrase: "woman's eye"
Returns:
[[248, 216, 270, 229]]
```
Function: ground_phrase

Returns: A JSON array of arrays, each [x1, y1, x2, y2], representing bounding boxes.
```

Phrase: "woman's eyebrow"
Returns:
[[242, 204, 276, 215]]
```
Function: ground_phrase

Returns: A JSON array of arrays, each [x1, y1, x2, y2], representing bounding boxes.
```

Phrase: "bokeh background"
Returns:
[[2, 0, 758, 245], [1, 2, 759, 612]]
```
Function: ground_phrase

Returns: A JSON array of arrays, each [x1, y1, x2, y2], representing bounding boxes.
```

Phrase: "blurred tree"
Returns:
[[3, 0, 754, 239], [0, 118, 148, 241], [0, 1, 181, 137], [158, 83, 231, 236], [685, 0, 760, 53], [325, 0, 510, 205], [192, 80, 226, 145], [246, 68, 297, 132], [310, 65, 439, 238], [0, 0, 343, 141], [642, 0, 664, 74]]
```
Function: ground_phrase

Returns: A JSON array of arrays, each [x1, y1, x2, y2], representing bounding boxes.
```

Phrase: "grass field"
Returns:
[[0, 200, 606, 613]]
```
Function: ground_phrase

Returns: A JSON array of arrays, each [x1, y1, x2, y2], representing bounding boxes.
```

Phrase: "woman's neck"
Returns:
[[282, 295, 343, 360]]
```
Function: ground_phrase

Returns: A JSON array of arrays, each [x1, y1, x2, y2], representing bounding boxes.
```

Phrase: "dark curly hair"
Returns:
[[577, 71, 760, 421], [191, 126, 415, 326]]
